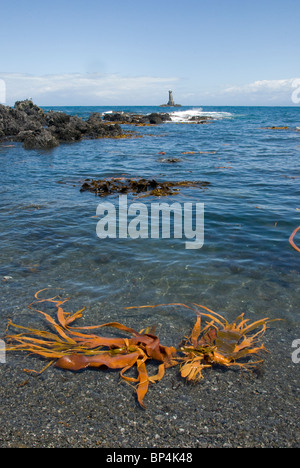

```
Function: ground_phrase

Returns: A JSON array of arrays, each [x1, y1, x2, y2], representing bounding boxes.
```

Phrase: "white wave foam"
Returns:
[[102, 110, 125, 115], [169, 108, 232, 123]]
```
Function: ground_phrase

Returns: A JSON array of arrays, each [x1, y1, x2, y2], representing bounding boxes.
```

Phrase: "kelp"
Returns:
[[177, 305, 278, 381], [5, 293, 280, 408], [289, 226, 300, 253], [126, 303, 280, 382], [5, 290, 177, 408], [262, 126, 290, 130], [80, 177, 210, 198], [181, 151, 217, 155]]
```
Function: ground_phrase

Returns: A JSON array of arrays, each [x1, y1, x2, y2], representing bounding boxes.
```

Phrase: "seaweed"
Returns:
[[127, 303, 280, 382], [5, 290, 177, 408], [80, 177, 210, 198], [4, 293, 280, 408], [262, 126, 290, 130], [289, 226, 300, 252]]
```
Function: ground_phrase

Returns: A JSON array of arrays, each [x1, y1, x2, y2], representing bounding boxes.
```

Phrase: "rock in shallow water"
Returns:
[[0, 100, 124, 150], [22, 129, 60, 150], [80, 177, 211, 197]]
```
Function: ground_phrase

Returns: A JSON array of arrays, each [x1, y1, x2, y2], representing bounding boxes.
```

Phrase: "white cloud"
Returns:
[[1, 73, 299, 106], [223, 78, 300, 105], [0, 79, 6, 104], [0, 72, 179, 106]]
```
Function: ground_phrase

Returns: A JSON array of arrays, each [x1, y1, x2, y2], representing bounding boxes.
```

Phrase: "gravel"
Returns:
[[0, 324, 299, 448]]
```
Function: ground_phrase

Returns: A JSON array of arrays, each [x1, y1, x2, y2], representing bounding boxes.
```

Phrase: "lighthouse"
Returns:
[[167, 90, 175, 106], [160, 90, 181, 107]]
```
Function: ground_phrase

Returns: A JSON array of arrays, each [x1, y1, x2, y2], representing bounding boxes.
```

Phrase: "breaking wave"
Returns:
[[169, 108, 233, 123]]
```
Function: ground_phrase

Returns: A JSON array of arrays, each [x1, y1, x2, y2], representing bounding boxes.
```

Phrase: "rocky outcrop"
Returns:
[[0, 100, 199, 150], [87, 113, 122, 138], [147, 113, 171, 124], [102, 112, 171, 125], [21, 129, 60, 150], [102, 112, 132, 123], [15, 100, 46, 121], [0, 100, 123, 150]]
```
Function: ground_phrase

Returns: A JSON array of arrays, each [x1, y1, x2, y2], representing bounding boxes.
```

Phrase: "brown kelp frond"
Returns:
[[5, 294, 281, 407], [180, 356, 211, 382], [289, 226, 300, 253], [179, 306, 280, 380], [127, 302, 281, 382], [5, 291, 178, 408]]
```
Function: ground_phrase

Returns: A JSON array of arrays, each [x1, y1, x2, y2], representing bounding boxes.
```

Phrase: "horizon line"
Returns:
[[3, 102, 300, 108]]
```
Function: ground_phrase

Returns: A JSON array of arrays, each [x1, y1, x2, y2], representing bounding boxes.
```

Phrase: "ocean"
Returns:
[[0, 105, 300, 332]]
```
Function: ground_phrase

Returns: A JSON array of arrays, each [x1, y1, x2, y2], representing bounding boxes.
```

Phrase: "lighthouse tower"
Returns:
[[167, 90, 175, 106], [160, 90, 181, 107]]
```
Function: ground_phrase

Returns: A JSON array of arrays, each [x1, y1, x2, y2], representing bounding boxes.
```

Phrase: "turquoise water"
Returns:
[[0, 106, 299, 331]]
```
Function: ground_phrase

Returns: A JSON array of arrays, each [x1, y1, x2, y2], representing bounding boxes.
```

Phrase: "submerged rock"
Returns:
[[80, 177, 210, 197], [188, 115, 213, 123]]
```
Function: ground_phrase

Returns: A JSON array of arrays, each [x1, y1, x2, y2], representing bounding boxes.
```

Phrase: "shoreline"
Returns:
[[0, 100, 220, 151]]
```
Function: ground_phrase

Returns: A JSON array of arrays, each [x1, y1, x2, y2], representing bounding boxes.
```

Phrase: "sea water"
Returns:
[[0, 106, 299, 332]]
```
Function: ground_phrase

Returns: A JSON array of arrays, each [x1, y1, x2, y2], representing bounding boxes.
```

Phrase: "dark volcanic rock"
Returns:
[[145, 113, 171, 124], [0, 100, 125, 149], [102, 112, 144, 125], [102, 112, 171, 125], [49, 114, 91, 142], [21, 129, 59, 150], [0, 101, 175, 150], [14, 100, 45, 122], [87, 113, 122, 138], [49, 123, 82, 143], [102, 112, 131, 123], [0, 104, 38, 137], [45, 111, 71, 127], [189, 115, 213, 124]]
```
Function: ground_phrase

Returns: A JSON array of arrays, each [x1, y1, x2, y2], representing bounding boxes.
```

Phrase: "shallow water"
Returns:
[[0, 106, 299, 331]]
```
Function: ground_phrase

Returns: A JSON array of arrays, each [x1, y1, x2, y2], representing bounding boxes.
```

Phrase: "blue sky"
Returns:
[[0, 0, 299, 105]]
